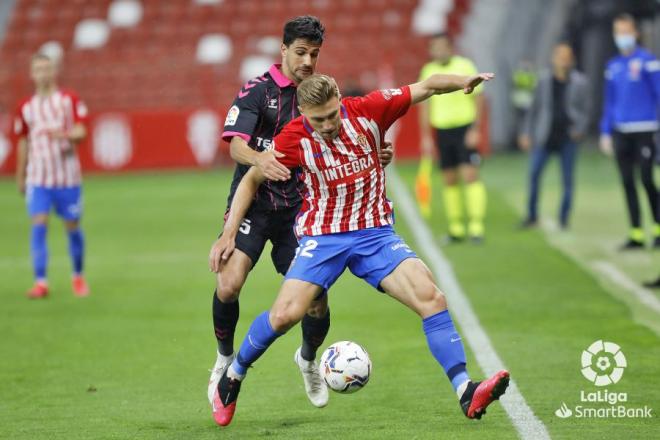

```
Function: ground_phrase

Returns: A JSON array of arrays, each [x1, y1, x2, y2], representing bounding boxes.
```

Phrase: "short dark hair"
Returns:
[[283, 15, 325, 46], [614, 13, 636, 26], [31, 52, 51, 63], [430, 32, 453, 45]]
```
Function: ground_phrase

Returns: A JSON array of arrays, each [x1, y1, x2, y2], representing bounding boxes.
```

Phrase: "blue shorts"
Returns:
[[26, 186, 83, 221], [285, 226, 417, 292]]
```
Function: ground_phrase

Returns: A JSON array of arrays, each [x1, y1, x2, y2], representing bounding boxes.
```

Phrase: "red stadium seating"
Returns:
[[0, 0, 483, 175], [0, 0, 468, 113]]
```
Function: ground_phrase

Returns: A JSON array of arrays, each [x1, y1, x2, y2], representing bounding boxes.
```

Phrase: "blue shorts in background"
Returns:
[[285, 225, 417, 292], [26, 186, 83, 221]]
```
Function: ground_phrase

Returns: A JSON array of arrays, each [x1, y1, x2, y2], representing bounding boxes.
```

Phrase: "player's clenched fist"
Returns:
[[209, 234, 236, 273]]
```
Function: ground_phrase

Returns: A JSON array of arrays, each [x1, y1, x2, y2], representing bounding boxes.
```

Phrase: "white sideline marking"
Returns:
[[592, 261, 660, 314], [388, 167, 552, 440]]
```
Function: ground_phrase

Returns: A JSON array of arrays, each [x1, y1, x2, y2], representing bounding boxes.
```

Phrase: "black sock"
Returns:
[[300, 309, 330, 361], [212, 291, 239, 356]]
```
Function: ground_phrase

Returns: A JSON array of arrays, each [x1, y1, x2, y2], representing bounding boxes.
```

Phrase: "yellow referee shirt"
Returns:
[[419, 56, 480, 129]]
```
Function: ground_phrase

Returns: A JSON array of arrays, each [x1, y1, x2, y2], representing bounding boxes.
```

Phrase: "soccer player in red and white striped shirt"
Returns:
[[209, 73, 510, 426], [14, 53, 89, 298]]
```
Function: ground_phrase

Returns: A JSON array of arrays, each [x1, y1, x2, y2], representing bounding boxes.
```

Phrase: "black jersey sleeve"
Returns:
[[221, 79, 266, 143]]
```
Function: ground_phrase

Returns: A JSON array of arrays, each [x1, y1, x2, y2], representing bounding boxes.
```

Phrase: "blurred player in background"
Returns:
[[599, 13, 660, 250], [207, 16, 394, 410], [210, 73, 509, 427], [518, 43, 589, 230], [418, 33, 487, 243], [14, 53, 89, 299]]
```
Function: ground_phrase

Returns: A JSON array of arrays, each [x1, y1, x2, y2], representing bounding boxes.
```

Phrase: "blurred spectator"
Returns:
[[518, 43, 589, 230], [418, 33, 487, 243], [599, 13, 660, 250], [510, 60, 537, 147]]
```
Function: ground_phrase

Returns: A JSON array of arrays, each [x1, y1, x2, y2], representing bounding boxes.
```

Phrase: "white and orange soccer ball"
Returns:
[[319, 341, 372, 394]]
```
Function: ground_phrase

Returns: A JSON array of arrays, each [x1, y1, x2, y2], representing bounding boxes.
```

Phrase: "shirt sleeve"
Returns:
[[221, 80, 264, 143], [272, 125, 303, 169], [600, 63, 615, 135], [643, 56, 660, 108], [355, 86, 412, 132]]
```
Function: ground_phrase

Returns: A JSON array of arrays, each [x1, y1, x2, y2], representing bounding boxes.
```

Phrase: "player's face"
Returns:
[[300, 96, 342, 140], [30, 58, 56, 89], [552, 45, 574, 72], [282, 39, 321, 84], [429, 37, 452, 63]]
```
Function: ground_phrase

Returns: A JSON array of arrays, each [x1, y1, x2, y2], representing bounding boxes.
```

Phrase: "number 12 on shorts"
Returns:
[[295, 239, 318, 258]]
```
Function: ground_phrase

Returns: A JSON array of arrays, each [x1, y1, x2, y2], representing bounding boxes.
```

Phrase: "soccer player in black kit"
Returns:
[[207, 16, 393, 414]]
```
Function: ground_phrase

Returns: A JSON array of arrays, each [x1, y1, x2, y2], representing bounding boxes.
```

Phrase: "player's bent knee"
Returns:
[[269, 308, 302, 333], [64, 220, 80, 231], [215, 274, 243, 302], [416, 285, 447, 317], [32, 214, 48, 225]]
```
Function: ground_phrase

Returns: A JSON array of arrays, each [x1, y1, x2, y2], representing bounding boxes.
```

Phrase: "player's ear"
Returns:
[[281, 43, 288, 58]]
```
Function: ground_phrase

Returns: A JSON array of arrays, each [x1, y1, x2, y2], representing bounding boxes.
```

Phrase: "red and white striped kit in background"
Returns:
[[273, 86, 411, 237], [14, 89, 88, 188]]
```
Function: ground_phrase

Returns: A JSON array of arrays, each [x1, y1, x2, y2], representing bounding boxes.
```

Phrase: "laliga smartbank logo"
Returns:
[[580, 340, 626, 386], [554, 340, 653, 419]]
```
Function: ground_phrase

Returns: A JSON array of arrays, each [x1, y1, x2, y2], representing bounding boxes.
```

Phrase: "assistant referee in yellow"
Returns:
[[419, 32, 487, 243]]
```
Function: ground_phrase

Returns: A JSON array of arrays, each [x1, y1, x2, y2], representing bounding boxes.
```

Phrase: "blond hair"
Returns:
[[297, 74, 339, 107]]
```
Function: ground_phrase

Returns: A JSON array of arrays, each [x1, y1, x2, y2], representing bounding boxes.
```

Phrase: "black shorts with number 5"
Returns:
[[222, 205, 299, 275]]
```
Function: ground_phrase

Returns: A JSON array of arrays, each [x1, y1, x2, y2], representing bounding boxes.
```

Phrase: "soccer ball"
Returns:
[[319, 341, 372, 394]]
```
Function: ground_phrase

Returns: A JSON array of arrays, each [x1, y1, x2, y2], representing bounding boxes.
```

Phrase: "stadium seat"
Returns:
[[196, 34, 233, 64], [73, 19, 111, 49], [108, 0, 143, 28]]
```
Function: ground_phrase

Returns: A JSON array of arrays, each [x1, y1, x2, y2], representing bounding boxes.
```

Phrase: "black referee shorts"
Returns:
[[435, 124, 481, 170], [221, 205, 299, 275]]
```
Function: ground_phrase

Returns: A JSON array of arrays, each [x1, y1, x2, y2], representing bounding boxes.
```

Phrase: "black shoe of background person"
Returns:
[[518, 218, 537, 230], [619, 239, 645, 251], [643, 276, 660, 288], [440, 234, 465, 246], [653, 236, 660, 249], [470, 235, 484, 245]]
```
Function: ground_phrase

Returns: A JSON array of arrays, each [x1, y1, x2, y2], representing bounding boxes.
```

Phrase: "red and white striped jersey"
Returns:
[[14, 89, 88, 188], [273, 86, 411, 237]]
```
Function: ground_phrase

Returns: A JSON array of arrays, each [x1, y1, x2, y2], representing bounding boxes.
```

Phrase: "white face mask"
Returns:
[[614, 34, 636, 52]]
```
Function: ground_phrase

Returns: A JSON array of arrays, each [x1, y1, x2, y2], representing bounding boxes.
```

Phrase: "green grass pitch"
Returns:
[[0, 152, 658, 439]]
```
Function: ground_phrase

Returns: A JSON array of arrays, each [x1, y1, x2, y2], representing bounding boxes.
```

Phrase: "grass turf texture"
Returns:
[[0, 151, 658, 439]]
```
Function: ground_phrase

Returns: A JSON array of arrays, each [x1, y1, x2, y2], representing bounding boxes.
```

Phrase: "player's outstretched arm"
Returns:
[[409, 73, 494, 105], [208, 166, 267, 272]]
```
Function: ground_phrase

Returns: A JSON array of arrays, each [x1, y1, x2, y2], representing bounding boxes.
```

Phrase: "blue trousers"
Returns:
[[527, 141, 577, 227]]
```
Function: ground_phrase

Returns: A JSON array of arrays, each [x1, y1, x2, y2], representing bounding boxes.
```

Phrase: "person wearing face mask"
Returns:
[[599, 13, 660, 250], [518, 43, 589, 230]]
